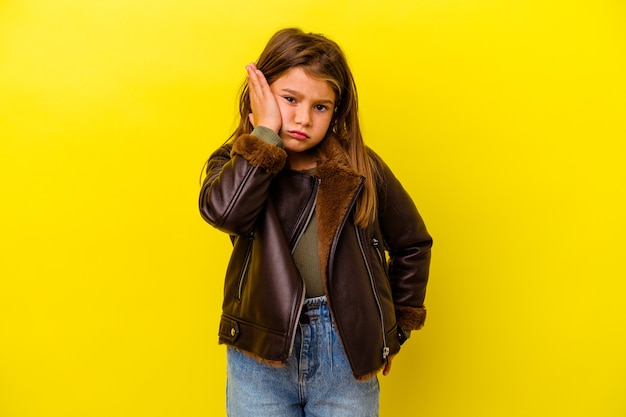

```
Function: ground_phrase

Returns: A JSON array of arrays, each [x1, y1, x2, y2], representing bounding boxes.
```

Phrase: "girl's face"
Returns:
[[270, 67, 335, 160]]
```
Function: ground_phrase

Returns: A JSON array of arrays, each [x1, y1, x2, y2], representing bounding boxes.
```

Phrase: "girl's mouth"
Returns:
[[288, 130, 309, 140]]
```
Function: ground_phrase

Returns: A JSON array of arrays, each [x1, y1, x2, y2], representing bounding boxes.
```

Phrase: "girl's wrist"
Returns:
[[251, 126, 284, 148]]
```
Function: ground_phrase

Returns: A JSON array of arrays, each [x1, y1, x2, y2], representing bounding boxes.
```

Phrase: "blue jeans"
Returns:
[[226, 296, 380, 417]]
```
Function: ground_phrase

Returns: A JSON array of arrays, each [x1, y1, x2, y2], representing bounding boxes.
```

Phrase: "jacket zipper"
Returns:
[[355, 225, 389, 360], [290, 178, 320, 253], [237, 232, 254, 300], [288, 289, 306, 358], [372, 238, 389, 278], [326, 178, 364, 352], [372, 238, 384, 264], [287, 178, 319, 356]]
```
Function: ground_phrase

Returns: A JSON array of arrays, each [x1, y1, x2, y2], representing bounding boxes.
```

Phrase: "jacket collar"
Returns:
[[310, 135, 364, 286]]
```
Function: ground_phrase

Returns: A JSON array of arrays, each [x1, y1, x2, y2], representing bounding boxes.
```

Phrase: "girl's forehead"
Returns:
[[272, 67, 335, 99], [274, 67, 322, 82]]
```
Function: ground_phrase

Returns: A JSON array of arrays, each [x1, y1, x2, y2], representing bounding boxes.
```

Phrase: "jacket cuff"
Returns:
[[251, 126, 284, 148], [231, 134, 287, 175], [395, 305, 427, 331]]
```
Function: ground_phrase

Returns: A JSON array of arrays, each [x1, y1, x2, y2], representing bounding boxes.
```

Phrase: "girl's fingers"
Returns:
[[245, 63, 281, 132], [245, 64, 257, 91], [247, 63, 270, 97], [382, 356, 393, 376]]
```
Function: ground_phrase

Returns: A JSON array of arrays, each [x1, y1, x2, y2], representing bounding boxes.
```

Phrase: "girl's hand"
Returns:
[[246, 63, 282, 133], [383, 356, 394, 376], [383, 356, 393, 376]]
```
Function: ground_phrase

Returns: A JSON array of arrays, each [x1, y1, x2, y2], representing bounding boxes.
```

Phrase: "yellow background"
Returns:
[[1, 0, 625, 416]]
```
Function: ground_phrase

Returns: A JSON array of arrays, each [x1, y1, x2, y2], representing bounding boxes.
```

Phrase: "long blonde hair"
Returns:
[[231, 28, 379, 227]]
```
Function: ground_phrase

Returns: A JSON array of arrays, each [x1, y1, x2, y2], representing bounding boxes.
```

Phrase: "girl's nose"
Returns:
[[295, 107, 311, 126]]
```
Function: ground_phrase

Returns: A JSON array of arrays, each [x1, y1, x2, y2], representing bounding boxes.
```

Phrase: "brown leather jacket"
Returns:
[[199, 133, 432, 379]]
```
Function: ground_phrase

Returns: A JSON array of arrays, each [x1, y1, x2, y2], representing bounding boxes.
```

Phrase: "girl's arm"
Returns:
[[199, 130, 287, 236], [375, 153, 433, 332], [200, 64, 285, 236]]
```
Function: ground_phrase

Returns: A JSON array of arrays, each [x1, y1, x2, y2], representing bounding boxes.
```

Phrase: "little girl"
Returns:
[[199, 28, 432, 417]]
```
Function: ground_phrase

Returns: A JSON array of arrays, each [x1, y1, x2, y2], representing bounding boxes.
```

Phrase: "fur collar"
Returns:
[[311, 136, 364, 295]]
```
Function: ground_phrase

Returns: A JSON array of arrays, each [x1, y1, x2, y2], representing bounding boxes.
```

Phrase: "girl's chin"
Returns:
[[283, 142, 310, 153]]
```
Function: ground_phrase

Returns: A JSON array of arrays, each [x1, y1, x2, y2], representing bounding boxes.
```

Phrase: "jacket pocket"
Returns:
[[372, 237, 389, 278], [237, 232, 254, 301]]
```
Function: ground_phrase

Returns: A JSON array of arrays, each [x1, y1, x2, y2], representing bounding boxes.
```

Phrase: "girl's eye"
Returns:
[[314, 104, 328, 112], [284, 96, 296, 103]]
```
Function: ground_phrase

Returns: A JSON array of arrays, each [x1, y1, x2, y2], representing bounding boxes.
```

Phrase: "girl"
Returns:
[[199, 28, 432, 417]]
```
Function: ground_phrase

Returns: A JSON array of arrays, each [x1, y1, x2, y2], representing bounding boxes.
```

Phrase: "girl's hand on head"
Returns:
[[246, 63, 282, 133]]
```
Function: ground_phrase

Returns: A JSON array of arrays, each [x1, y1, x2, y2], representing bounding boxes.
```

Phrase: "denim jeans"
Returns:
[[226, 296, 380, 417]]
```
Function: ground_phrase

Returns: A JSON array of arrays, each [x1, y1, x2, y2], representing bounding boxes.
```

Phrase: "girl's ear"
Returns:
[[248, 113, 256, 127]]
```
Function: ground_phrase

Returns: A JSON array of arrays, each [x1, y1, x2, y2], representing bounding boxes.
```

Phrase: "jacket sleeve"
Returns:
[[199, 133, 287, 236], [374, 153, 433, 331]]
